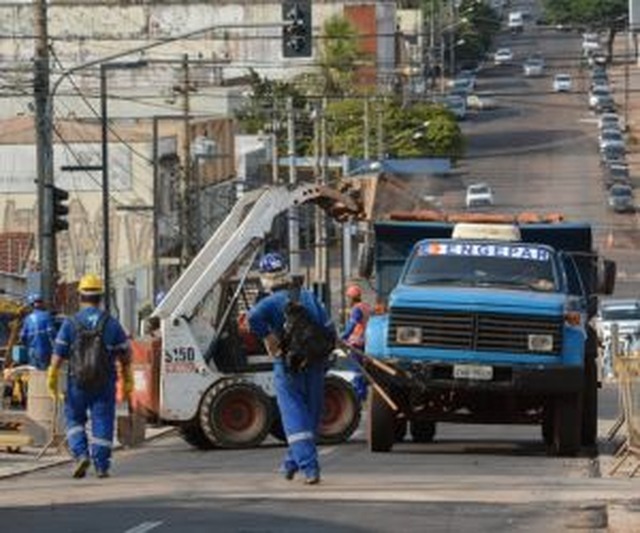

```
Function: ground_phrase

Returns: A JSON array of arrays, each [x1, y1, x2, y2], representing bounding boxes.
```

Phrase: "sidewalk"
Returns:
[[0, 425, 175, 480]]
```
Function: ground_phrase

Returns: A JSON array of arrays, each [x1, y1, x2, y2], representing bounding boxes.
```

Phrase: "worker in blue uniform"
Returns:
[[47, 274, 133, 479], [248, 253, 335, 485], [20, 292, 56, 370]]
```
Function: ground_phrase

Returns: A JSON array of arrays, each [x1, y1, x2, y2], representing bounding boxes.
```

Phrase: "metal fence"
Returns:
[[608, 324, 640, 476]]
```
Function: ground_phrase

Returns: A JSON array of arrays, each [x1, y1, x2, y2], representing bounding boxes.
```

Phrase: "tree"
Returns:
[[542, 0, 627, 59], [324, 98, 465, 160]]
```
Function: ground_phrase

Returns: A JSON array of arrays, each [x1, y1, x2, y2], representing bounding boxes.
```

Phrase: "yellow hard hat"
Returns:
[[78, 274, 104, 295]]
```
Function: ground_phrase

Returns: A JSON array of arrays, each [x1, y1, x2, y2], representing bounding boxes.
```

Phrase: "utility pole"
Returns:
[[180, 53, 192, 270], [376, 99, 384, 160], [34, 0, 55, 307], [625, 21, 630, 132], [363, 97, 370, 160], [286, 96, 300, 274]]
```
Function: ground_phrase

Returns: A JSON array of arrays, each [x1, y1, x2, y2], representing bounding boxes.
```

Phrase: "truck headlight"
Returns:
[[528, 334, 553, 352], [396, 326, 422, 345]]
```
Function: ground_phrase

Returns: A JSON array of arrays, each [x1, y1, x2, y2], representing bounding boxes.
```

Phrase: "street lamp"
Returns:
[[100, 60, 148, 313]]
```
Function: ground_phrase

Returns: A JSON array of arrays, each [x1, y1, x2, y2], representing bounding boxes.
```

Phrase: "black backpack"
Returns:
[[69, 313, 111, 391], [282, 285, 335, 373]]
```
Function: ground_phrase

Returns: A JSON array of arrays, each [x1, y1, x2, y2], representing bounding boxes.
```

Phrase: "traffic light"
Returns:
[[282, 1, 312, 58], [52, 185, 69, 233]]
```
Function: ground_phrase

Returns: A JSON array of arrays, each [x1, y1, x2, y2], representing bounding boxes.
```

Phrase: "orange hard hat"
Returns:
[[346, 285, 362, 299]]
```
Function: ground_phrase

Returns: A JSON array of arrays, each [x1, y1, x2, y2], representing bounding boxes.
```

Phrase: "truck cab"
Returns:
[[508, 11, 524, 33], [363, 218, 615, 456]]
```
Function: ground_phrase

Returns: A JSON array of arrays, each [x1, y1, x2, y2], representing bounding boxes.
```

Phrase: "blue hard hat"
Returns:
[[259, 252, 287, 273], [27, 292, 43, 306]]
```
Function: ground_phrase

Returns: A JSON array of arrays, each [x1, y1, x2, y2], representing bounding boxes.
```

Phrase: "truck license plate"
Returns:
[[453, 364, 493, 381]]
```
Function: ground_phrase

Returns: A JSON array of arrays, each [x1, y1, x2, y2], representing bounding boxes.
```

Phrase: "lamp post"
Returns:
[[100, 60, 148, 313]]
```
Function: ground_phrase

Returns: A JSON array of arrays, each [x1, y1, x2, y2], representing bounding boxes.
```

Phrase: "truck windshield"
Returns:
[[403, 241, 557, 292]]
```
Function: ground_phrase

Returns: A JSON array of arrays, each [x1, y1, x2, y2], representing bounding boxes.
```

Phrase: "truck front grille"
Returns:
[[388, 308, 563, 355]]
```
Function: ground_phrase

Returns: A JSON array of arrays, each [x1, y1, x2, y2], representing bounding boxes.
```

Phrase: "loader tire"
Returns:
[[581, 328, 599, 447], [367, 387, 395, 452], [549, 394, 582, 457], [179, 422, 216, 450], [318, 375, 361, 445], [199, 379, 273, 448]]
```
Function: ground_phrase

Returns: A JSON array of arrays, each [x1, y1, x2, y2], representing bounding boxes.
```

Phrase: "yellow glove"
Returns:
[[123, 367, 135, 397], [46, 366, 59, 399]]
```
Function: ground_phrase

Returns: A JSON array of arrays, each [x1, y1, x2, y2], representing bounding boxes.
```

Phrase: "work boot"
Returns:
[[304, 474, 321, 485], [72, 457, 91, 479]]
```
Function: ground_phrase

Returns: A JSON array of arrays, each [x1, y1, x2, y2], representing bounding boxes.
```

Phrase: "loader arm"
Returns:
[[153, 183, 363, 321]]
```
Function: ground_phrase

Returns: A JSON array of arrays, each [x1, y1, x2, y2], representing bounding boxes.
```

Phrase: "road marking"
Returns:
[[579, 118, 599, 124], [123, 521, 163, 533], [319, 446, 337, 456]]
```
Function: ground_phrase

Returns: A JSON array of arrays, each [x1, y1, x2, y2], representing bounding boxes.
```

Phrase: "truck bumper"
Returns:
[[397, 361, 583, 395]]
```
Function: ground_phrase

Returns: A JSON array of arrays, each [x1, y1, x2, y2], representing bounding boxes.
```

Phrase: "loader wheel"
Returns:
[[179, 422, 217, 450], [367, 387, 395, 452], [318, 375, 361, 445], [410, 420, 436, 443], [581, 328, 599, 447], [549, 394, 582, 457], [200, 380, 273, 448]]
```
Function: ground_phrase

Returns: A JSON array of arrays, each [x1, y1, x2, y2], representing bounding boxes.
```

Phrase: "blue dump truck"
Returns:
[[361, 215, 616, 456]]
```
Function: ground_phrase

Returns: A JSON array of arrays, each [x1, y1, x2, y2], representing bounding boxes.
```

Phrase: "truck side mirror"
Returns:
[[597, 258, 616, 295]]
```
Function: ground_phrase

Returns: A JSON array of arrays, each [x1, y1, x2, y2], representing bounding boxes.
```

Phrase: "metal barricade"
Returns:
[[609, 324, 640, 477]]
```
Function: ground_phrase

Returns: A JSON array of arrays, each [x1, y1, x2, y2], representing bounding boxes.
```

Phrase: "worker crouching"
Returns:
[[47, 274, 133, 479], [248, 253, 336, 485]]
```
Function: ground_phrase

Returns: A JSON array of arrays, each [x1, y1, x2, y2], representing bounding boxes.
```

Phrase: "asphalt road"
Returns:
[[2, 12, 640, 533]]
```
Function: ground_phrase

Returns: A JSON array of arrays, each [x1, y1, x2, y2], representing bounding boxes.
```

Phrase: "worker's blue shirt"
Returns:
[[248, 288, 334, 340], [20, 309, 56, 369], [341, 306, 365, 340], [54, 306, 130, 383]]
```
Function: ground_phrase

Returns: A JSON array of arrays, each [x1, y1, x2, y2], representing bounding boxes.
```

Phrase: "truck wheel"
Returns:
[[581, 329, 599, 447], [199, 379, 273, 448], [318, 375, 361, 445], [367, 388, 395, 452], [550, 394, 582, 457], [179, 422, 217, 450], [410, 420, 436, 443]]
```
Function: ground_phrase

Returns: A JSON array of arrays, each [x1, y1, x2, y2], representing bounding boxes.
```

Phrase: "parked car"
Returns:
[[599, 129, 625, 151], [552, 73, 572, 92], [594, 94, 616, 114], [598, 112, 620, 130], [608, 184, 635, 213], [494, 48, 513, 65], [466, 92, 499, 110], [600, 145, 627, 168], [457, 69, 477, 88], [465, 183, 494, 208], [589, 86, 611, 109], [603, 164, 630, 189]]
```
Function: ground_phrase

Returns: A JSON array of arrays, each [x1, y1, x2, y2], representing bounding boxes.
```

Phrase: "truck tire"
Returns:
[[199, 379, 273, 448], [581, 329, 599, 447], [318, 375, 361, 445], [410, 420, 436, 443], [357, 241, 375, 279], [550, 394, 582, 457], [179, 422, 217, 450], [367, 388, 395, 452]]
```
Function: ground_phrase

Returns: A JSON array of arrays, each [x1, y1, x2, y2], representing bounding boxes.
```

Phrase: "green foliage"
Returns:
[[320, 15, 362, 96], [454, 1, 502, 66], [542, 0, 627, 30], [325, 98, 465, 160]]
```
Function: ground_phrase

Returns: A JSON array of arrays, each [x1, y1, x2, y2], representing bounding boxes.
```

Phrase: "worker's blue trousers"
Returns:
[[64, 379, 115, 472], [273, 358, 325, 478]]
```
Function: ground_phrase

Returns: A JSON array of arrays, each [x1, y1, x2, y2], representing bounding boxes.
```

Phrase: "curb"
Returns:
[[0, 426, 176, 481]]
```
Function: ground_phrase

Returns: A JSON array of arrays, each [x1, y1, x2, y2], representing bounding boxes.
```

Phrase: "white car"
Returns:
[[465, 183, 494, 208], [467, 92, 499, 110], [523, 58, 544, 77], [494, 48, 513, 65], [597, 299, 640, 342], [552, 73, 572, 92]]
